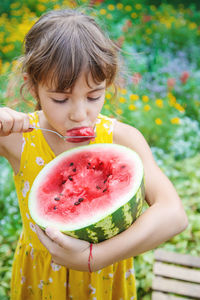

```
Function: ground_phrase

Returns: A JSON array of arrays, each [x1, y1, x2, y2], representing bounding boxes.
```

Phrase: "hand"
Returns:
[[0, 107, 32, 136], [35, 225, 91, 271]]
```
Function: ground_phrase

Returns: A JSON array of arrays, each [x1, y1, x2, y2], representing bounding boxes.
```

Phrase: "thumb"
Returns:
[[45, 227, 71, 248]]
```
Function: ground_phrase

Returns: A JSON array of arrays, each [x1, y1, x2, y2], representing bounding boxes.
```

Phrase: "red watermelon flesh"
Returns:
[[66, 127, 95, 143], [36, 150, 134, 224]]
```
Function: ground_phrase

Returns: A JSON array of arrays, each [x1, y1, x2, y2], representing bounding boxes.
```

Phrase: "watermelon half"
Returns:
[[28, 143, 145, 243]]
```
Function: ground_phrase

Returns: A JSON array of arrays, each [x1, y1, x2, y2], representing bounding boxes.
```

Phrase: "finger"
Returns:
[[35, 225, 57, 251], [22, 113, 32, 132], [9, 112, 28, 133], [45, 227, 72, 249], [0, 110, 14, 134]]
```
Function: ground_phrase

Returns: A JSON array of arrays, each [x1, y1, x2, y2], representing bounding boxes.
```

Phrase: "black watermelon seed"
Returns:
[[73, 168, 76, 172], [68, 176, 73, 181], [104, 179, 107, 183], [74, 201, 80, 206], [78, 198, 84, 202], [62, 180, 66, 184], [96, 186, 101, 190], [53, 206, 57, 210], [70, 162, 74, 166], [59, 193, 63, 196], [103, 188, 107, 193], [54, 197, 60, 201], [88, 162, 91, 165], [121, 165, 126, 169]]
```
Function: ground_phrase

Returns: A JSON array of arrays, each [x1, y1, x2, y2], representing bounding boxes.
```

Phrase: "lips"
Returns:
[[66, 126, 95, 143]]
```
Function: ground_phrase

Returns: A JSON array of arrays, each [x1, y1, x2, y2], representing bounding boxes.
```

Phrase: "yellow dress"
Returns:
[[11, 111, 137, 300]]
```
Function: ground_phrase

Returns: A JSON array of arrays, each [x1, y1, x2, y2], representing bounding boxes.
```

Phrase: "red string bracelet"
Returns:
[[88, 243, 93, 273]]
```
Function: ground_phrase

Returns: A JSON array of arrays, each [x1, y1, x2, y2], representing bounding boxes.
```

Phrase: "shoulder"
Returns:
[[113, 120, 155, 164]]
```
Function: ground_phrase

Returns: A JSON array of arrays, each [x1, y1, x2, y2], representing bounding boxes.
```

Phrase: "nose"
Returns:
[[68, 100, 87, 123]]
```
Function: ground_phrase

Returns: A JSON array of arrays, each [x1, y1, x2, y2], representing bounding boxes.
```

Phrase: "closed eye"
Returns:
[[87, 96, 101, 101], [51, 98, 68, 103]]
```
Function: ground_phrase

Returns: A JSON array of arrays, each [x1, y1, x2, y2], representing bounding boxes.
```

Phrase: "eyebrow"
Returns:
[[47, 87, 106, 94]]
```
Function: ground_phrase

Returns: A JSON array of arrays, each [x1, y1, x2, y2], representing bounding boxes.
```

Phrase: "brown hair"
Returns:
[[20, 8, 119, 110]]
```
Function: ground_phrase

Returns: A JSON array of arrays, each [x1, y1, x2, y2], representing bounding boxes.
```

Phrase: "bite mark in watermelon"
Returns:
[[28, 144, 145, 243], [67, 126, 95, 143]]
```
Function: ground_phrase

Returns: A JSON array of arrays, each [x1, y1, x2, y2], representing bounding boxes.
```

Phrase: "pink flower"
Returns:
[[180, 71, 189, 84], [167, 78, 176, 89], [142, 15, 152, 23], [132, 73, 142, 85], [126, 20, 132, 28]]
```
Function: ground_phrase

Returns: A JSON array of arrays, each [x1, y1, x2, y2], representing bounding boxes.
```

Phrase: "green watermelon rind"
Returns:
[[28, 143, 145, 243], [64, 178, 145, 243]]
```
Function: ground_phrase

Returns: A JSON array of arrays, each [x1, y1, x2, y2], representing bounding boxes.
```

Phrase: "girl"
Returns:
[[0, 8, 188, 300]]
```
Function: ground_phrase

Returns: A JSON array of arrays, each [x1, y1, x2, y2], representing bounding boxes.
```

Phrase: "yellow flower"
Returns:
[[106, 14, 113, 20], [0, 32, 5, 43], [174, 103, 185, 113], [37, 4, 46, 12], [53, 4, 60, 10], [106, 93, 112, 100], [165, 22, 171, 29], [2, 44, 14, 53], [119, 97, 126, 103], [125, 5, 132, 12], [155, 99, 163, 108], [142, 95, 149, 102], [146, 28, 152, 35], [121, 88, 127, 95], [171, 117, 180, 124], [168, 93, 176, 106], [100, 9, 107, 15], [11, 60, 19, 71], [131, 12, 137, 19], [104, 104, 110, 110], [1, 62, 10, 74], [155, 118, 162, 125], [116, 3, 123, 10], [11, 10, 22, 16], [130, 94, 139, 101], [150, 5, 156, 11], [189, 22, 197, 30], [129, 104, 137, 111], [144, 104, 151, 111], [108, 4, 115, 11], [116, 108, 123, 115], [135, 4, 142, 10], [10, 2, 20, 9]]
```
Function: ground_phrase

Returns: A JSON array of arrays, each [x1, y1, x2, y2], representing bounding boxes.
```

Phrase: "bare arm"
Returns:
[[91, 121, 188, 270]]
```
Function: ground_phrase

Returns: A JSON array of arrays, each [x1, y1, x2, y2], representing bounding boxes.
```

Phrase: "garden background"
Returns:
[[0, 0, 200, 299]]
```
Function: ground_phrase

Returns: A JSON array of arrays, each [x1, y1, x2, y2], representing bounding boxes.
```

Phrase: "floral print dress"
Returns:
[[11, 111, 137, 300]]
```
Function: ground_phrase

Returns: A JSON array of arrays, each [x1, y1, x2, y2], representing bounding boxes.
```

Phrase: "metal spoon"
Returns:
[[29, 125, 96, 141]]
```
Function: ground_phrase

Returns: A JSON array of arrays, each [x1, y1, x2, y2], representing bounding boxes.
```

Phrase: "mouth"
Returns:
[[66, 126, 95, 143]]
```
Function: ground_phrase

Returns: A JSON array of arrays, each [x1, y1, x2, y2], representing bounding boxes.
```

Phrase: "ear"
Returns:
[[23, 72, 37, 98]]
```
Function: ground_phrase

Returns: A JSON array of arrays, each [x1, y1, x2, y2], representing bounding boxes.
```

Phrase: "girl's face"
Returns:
[[36, 72, 106, 136]]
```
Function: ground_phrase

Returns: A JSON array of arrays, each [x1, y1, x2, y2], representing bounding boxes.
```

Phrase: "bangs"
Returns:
[[26, 16, 118, 91]]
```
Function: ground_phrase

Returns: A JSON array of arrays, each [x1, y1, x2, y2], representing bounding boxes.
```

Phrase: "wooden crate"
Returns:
[[152, 249, 200, 300]]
